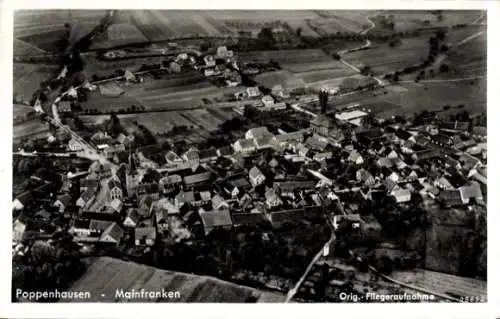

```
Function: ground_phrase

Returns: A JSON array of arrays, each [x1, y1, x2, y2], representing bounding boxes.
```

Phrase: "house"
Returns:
[[232, 213, 264, 227], [254, 135, 273, 150], [123, 208, 141, 228], [245, 127, 271, 140], [99, 222, 124, 244], [274, 181, 316, 198], [108, 178, 123, 201], [104, 144, 126, 159], [58, 101, 71, 113], [305, 135, 328, 152], [175, 190, 195, 208], [376, 157, 392, 168], [271, 84, 290, 98], [347, 150, 364, 164], [246, 87, 261, 98], [135, 227, 157, 246], [217, 145, 234, 158], [214, 180, 240, 198], [199, 209, 233, 235], [356, 169, 376, 186], [310, 114, 334, 137], [204, 55, 216, 67], [34, 208, 51, 220], [12, 191, 34, 211], [136, 183, 160, 200], [439, 189, 465, 207], [271, 132, 304, 150], [165, 151, 183, 164], [183, 147, 200, 162], [233, 138, 256, 154], [391, 188, 412, 203], [459, 182, 483, 203], [434, 177, 454, 190], [249, 166, 266, 187], [261, 95, 274, 108], [199, 148, 218, 163], [12, 219, 26, 243], [216, 45, 233, 58], [265, 188, 282, 209], [183, 171, 213, 187], [107, 198, 123, 214], [54, 194, 72, 213], [169, 61, 181, 73], [192, 191, 212, 207], [80, 179, 99, 192], [270, 102, 287, 110], [68, 138, 83, 151], [159, 174, 182, 194], [268, 208, 315, 227], [296, 144, 310, 157], [116, 133, 134, 145], [212, 194, 231, 210], [76, 189, 95, 208], [472, 126, 487, 137]]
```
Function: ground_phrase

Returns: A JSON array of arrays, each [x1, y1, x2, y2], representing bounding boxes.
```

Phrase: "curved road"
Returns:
[[360, 16, 376, 35]]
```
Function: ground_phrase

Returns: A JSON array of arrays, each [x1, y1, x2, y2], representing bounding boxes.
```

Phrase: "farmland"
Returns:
[[308, 78, 486, 117], [69, 257, 284, 302], [439, 29, 487, 79], [13, 39, 47, 55], [13, 120, 50, 143], [343, 37, 430, 75], [13, 63, 58, 102], [15, 10, 107, 52], [89, 23, 149, 50]]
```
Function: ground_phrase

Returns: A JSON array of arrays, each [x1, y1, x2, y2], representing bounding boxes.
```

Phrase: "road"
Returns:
[[285, 232, 336, 303], [472, 11, 486, 25], [456, 31, 484, 47], [400, 74, 485, 84], [337, 39, 386, 86], [360, 16, 376, 35]]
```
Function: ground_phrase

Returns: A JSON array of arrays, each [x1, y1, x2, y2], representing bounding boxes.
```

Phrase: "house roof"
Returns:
[[391, 189, 412, 203], [305, 135, 328, 151], [460, 182, 483, 201], [249, 166, 263, 180], [231, 213, 264, 226], [176, 191, 195, 204], [80, 178, 99, 189], [135, 227, 156, 240], [235, 138, 256, 150], [153, 198, 180, 217], [246, 127, 270, 139], [15, 191, 34, 205], [265, 188, 280, 201], [199, 148, 218, 160], [165, 151, 182, 162], [183, 171, 213, 186], [439, 189, 464, 206], [56, 194, 72, 206], [273, 181, 315, 192], [90, 219, 114, 232], [255, 135, 273, 148], [272, 132, 304, 144], [136, 183, 160, 194], [100, 223, 124, 242], [126, 208, 141, 223], [160, 174, 182, 185], [311, 114, 333, 127], [107, 178, 122, 190], [79, 189, 95, 202], [199, 209, 233, 230], [218, 146, 234, 156]]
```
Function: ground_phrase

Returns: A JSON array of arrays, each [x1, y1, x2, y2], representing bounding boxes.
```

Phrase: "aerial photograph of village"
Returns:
[[11, 9, 487, 303]]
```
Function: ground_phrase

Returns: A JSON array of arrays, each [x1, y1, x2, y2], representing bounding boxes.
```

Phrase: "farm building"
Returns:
[[199, 208, 233, 235], [335, 110, 368, 126]]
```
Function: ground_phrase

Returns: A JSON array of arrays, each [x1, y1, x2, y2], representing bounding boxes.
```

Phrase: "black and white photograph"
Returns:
[[2, 1, 496, 315]]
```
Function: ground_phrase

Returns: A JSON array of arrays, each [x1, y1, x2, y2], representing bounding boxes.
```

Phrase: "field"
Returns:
[[13, 39, 47, 55], [89, 23, 149, 50], [68, 257, 284, 302], [440, 29, 487, 79], [343, 37, 430, 75], [13, 120, 49, 142], [13, 104, 36, 119], [313, 10, 374, 33], [311, 79, 485, 117], [113, 10, 231, 42], [14, 10, 107, 52], [237, 49, 356, 79], [307, 74, 377, 92], [254, 70, 305, 90], [391, 268, 486, 299], [372, 10, 482, 32], [13, 63, 58, 102], [80, 106, 238, 140]]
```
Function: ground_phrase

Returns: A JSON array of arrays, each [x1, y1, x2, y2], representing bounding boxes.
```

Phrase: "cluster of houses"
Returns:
[[13, 91, 487, 265]]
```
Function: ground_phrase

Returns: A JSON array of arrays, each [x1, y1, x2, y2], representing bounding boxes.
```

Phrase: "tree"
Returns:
[[360, 65, 372, 76], [332, 53, 341, 60], [296, 28, 302, 37], [439, 64, 450, 73]]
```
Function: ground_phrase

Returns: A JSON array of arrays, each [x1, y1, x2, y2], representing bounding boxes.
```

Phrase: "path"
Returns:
[[360, 16, 376, 35]]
